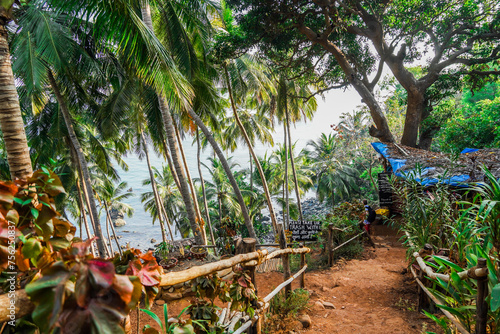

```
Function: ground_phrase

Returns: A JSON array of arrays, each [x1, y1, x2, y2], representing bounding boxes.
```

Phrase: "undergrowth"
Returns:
[[264, 289, 310, 333]]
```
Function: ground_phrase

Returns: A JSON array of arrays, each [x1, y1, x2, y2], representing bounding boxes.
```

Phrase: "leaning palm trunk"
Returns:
[[174, 124, 207, 244], [48, 71, 109, 257], [283, 122, 290, 229], [197, 130, 216, 250], [187, 108, 256, 239], [105, 212, 115, 255], [0, 24, 32, 180], [140, 3, 203, 245], [142, 132, 170, 244], [286, 108, 303, 223], [162, 140, 181, 190], [76, 180, 96, 255], [104, 202, 123, 257], [223, 66, 278, 235]]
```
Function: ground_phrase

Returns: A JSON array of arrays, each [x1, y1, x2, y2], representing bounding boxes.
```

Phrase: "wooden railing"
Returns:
[[406, 232, 489, 334]]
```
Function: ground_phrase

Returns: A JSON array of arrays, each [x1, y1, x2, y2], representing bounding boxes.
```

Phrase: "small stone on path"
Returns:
[[322, 302, 336, 309], [297, 314, 311, 328]]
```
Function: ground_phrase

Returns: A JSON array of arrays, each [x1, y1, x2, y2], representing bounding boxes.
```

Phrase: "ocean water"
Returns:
[[87, 88, 363, 250]]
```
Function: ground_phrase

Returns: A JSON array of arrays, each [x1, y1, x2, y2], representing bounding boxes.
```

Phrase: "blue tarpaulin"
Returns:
[[460, 148, 480, 154], [372, 142, 470, 186]]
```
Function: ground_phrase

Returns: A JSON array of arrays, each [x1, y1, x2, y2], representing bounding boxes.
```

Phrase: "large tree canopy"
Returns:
[[223, 0, 500, 149]]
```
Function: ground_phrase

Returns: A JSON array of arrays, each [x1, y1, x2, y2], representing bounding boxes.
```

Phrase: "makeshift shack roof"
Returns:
[[371, 142, 500, 186]]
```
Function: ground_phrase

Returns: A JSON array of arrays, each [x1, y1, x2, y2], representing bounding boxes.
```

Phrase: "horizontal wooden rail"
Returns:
[[410, 266, 470, 334], [413, 252, 488, 282], [263, 264, 308, 303], [332, 232, 364, 253]]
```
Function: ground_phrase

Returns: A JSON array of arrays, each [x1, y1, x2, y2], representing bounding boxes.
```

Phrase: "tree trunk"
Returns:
[[186, 108, 256, 239], [48, 71, 109, 257], [142, 131, 170, 244], [283, 121, 290, 229], [286, 109, 303, 223], [76, 179, 96, 255], [401, 90, 425, 147], [197, 129, 217, 249], [224, 65, 278, 235], [104, 210, 115, 256], [140, 3, 203, 245], [104, 202, 123, 257], [297, 24, 394, 144], [162, 139, 181, 190], [0, 24, 32, 180], [174, 123, 207, 244]]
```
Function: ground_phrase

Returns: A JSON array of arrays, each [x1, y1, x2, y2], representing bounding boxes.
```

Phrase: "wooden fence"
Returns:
[[406, 232, 489, 334]]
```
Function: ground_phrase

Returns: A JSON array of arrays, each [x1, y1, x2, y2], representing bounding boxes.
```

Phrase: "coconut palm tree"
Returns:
[[222, 55, 279, 234], [0, 1, 32, 180], [307, 134, 360, 206]]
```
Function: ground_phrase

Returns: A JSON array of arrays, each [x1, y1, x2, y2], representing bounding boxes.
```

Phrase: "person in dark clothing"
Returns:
[[362, 199, 376, 235]]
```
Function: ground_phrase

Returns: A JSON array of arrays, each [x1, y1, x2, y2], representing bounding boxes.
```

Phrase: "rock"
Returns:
[[155, 299, 165, 306], [313, 301, 325, 310], [162, 292, 182, 301], [322, 302, 336, 309], [173, 283, 184, 289], [297, 314, 311, 328], [151, 238, 157, 243], [110, 208, 125, 220], [168, 287, 174, 293], [341, 305, 345, 309], [114, 219, 126, 227], [261, 216, 270, 222], [181, 288, 195, 298], [127, 187, 133, 192]]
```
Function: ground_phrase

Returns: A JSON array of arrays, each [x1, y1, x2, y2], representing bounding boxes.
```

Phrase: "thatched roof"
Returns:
[[372, 142, 500, 184]]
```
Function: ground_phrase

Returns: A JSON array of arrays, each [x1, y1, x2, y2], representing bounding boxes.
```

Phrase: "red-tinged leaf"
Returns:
[[238, 276, 248, 288], [33, 247, 53, 269], [112, 275, 142, 311], [35, 194, 58, 226], [140, 251, 157, 262], [16, 247, 30, 271], [70, 238, 95, 258], [6, 209, 18, 225], [35, 219, 54, 241], [74, 265, 90, 308], [0, 217, 10, 239], [22, 238, 43, 260], [88, 259, 115, 289], [0, 244, 9, 271], [0, 181, 18, 207], [52, 217, 76, 240], [126, 259, 161, 287]]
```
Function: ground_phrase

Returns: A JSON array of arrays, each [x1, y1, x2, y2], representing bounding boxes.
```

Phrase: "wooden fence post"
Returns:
[[236, 238, 257, 293], [473, 258, 489, 334], [300, 242, 306, 289], [327, 224, 333, 267], [277, 222, 291, 296]]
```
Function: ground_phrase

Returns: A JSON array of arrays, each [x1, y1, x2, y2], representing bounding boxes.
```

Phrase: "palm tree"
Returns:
[[222, 55, 279, 234], [142, 165, 186, 237], [0, 1, 32, 180], [140, 1, 204, 245], [96, 178, 134, 257], [307, 134, 360, 206]]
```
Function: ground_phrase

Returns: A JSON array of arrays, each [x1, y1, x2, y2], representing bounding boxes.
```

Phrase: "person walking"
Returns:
[[362, 199, 376, 235]]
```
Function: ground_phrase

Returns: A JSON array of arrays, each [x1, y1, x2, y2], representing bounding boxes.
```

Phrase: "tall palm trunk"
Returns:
[[162, 140, 181, 190], [141, 131, 171, 244], [285, 107, 303, 223], [104, 202, 123, 257], [197, 129, 216, 249], [186, 108, 256, 239], [174, 124, 207, 244], [105, 212, 115, 255], [158, 197, 175, 241], [0, 24, 32, 180], [283, 122, 290, 229], [76, 180, 96, 255], [48, 71, 109, 257], [223, 65, 278, 235], [140, 3, 203, 245]]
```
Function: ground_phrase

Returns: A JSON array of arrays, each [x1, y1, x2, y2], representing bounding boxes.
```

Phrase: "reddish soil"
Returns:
[[130, 224, 441, 333]]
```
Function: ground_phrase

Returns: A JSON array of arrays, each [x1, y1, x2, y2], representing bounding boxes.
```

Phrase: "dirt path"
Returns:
[[131, 224, 440, 333], [272, 224, 440, 334]]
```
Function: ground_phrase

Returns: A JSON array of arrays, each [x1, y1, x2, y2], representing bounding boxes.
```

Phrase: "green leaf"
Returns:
[[13, 197, 24, 205], [491, 283, 500, 312], [140, 308, 164, 331], [22, 238, 42, 259], [22, 198, 32, 206], [31, 208, 39, 220], [432, 256, 463, 272]]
